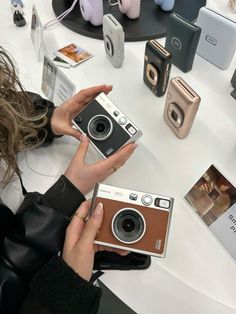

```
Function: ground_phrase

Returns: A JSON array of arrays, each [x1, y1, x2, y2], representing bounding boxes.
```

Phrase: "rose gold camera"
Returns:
[[90, 183, 174, 257], [163, 76, 201, 139]]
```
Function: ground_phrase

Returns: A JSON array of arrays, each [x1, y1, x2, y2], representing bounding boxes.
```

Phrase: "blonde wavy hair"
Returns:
[[0, 46, 47, 184]]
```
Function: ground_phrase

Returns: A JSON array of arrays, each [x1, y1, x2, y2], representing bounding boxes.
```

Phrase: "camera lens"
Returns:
[[167, 103, 184, 128], [122, 218, 135, 232], [104, 36, 114, 57], [146, 63, 158, 86], [112, 208, 146, 244], [171, 110, 178, 121], [88, 114, 113, 141], [149, 69, 155, 81], [106, 42, 110, 52]]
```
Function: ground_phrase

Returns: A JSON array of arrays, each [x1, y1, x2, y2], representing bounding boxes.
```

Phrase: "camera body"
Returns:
[[118, 0, 140, 19], [231, 68, 236, 89], [231, 68, 236, 99], [103, 14, 124, 68], [73, 92, 142, 158], [228, 0, 236, 13], [154, 0, 175, 11], [165, 13, 201, 73], [91, 183, 174, 257], [196, 7, 236, 70], [79, 0, 103, 26], [11, 0, 26, 27], [143, 40, 172, 97], [163, 77, 201, 139]]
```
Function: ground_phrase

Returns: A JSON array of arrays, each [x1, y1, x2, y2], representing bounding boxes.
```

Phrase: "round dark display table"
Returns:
[[52, 0, 206, 41]]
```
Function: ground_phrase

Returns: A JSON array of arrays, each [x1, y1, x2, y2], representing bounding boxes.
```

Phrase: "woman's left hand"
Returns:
[[50, 84, 112, 139], [62, 201, 128, 281]]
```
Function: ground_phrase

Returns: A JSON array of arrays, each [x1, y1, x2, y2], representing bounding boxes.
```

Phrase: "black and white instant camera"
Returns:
[[73, 92, 142, 158], [143, 40, 172, 97], [103, 14, 124, 68]]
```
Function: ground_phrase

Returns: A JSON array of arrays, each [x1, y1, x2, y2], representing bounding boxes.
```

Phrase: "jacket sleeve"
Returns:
[[20, 256, 102, 314], [0, 175, 86, 314]]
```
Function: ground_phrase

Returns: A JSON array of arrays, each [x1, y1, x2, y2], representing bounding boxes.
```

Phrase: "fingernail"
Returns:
[[93, 203, 103, 217], [132, 143, 138, 149], [80, 133, 87, 142]]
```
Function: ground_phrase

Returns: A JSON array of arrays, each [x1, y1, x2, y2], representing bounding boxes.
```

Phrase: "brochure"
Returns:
[[185, 165, 236, 260]]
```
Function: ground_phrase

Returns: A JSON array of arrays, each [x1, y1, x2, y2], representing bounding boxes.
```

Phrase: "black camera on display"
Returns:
[[73, 93, 142, 158], [143, 40, 172, 97]]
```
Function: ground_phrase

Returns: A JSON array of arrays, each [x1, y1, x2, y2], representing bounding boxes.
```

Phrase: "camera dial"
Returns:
[[87, 114, 113, 141], [141, 194, 153, 206], [112, 208, 146, 244]]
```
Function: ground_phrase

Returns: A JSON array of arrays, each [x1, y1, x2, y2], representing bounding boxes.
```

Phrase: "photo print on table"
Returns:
[[55, 43, 93, 67]]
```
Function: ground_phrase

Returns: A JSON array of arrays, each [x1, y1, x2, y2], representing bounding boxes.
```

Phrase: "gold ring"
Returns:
[[73, 211, 87, 222]]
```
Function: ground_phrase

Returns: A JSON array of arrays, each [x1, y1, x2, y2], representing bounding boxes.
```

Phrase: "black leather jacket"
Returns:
[[0, 94, 101, 314]]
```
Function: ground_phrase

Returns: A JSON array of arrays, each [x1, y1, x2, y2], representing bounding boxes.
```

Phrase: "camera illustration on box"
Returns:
[[90, 183, 174, 257], [73, 92, 142, 158], [144, 40, 172, 97]]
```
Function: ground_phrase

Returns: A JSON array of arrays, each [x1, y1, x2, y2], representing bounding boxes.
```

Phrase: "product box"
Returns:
[[185, 165, 236, 260]]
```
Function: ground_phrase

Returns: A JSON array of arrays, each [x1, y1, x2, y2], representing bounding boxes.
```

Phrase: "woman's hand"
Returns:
[[64, 134, 138, 195], [50, 85, 112, 139], [62, 201, 128, 281]]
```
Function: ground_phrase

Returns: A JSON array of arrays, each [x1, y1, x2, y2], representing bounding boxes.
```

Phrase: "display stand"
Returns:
[[52, 0, 206, 42]]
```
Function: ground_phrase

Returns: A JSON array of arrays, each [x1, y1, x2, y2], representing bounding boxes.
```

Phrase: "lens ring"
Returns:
[[111, 208, 146, 244], [146, 63, 158, 86], [104, 35, 114, 57], [167, 103, 184, 128], [87, 114, 113, 141]]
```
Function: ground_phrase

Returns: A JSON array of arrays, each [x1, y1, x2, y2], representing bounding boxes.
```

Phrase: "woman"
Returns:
[[0, 46, 137, 313]]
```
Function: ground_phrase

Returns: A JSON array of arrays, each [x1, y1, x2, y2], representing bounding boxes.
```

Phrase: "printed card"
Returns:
[[185, 165, 236, 260], [30, 5, 45, 62], [41, 55, 75, 105]]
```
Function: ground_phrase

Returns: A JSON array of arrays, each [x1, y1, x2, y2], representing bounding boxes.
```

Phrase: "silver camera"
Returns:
[[91, 183, 174, 257], [103, 14, 124, 68], [73, 92, 142, 158]]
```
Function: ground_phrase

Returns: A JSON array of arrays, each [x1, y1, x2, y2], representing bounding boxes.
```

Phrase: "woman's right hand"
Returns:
[[64, 134, 138, 195]]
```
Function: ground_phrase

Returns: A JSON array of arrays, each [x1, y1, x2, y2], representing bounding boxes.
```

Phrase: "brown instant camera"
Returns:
[[163, 76, 201, 139], [90, 183, 174, 257]]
